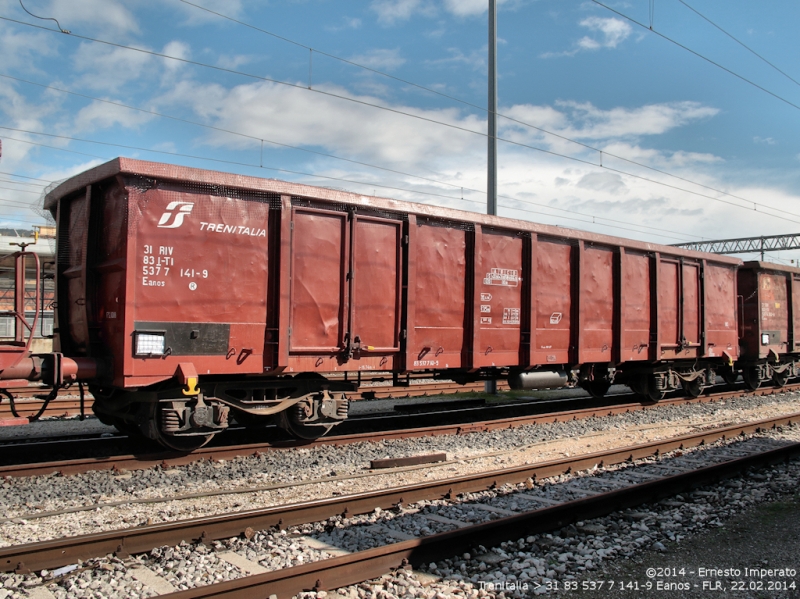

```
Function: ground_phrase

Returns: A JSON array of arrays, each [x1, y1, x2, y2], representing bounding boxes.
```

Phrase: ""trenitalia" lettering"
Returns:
[[199, 222, 267, 237]]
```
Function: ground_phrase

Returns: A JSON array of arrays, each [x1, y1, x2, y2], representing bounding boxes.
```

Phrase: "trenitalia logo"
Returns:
[[157, 201, 194, 228]]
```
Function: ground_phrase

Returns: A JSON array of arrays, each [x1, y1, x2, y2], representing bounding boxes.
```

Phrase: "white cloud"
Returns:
[[577, 16, 631, 49], [44, 0, 140, 35], [172, 0, 245, 26], [442, 0, 489, 16], [541, 16, 632, 57], [0, 21, 56, 72], [442, 0, 521, 17], [162, 40, 191, 71], [551, 100, 718, 140], [216, 54, 257, 70], [161, 79, 484, 171], [754, 136, 776, 145], [370, 0, 435, 24], [72, 42, 155, 92], [370, 0, 522, 22], [348, 48, 406, 71], [426, 46, 486, 71], [326, 17, 363, 32], [575, 171, 627, 194], [72, 100, 154, 133], [600, 142, 723, 168]]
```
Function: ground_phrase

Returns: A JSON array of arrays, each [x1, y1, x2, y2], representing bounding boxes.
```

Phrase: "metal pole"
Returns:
[[487, 0, 497, 218], [485, 0, 498, 395]]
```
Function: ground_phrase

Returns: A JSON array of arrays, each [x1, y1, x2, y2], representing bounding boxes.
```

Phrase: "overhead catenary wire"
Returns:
[[0, 171, 53, 183], [0, 133, 699, 242], [2, 15, 799, 226], [591, 0, 800, 114], [676, 0, 800, 89], [17, 0, 68, 33], [0, 185, 40, 195], [0, 197, 45, 209], [0, 177, 46, 188], [0, 73, 707, 241], [173, 0, 800, 222]]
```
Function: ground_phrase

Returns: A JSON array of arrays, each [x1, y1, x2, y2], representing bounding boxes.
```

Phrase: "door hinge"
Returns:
[[401, 328, 407, 339], [403, 234, 409, 246]]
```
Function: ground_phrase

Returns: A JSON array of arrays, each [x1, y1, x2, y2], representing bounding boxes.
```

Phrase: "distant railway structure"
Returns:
[[673, 233, 800, 260]]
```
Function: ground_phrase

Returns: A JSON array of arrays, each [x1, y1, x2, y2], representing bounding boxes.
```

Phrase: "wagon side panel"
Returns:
[[578, 245, 614, 363], [619, 251, 651, 362], [408, 220, 467, 370], [532, 239, 572, 366], [704, 263, 739, 360], [124, 182, 271, 385]]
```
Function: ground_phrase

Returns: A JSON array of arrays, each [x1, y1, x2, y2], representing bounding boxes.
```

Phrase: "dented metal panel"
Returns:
[[42, 158, 756, 391], [533, 239, 571, 366], [793, 276, 800, 353], [658, 261, 679, 352], [704, 263, 739, 359], [682, 262, 701, 348], [351, 216, 402, 352], [619, 251, 650, 362], [61, 186, 91, 355], [289, 208, 347, 352], [737, 262, 799, 360], [408, 220, 467, 370], [473, 228, 523, 367], [579, 245, 614, 363], [125, 185, 270, 381]]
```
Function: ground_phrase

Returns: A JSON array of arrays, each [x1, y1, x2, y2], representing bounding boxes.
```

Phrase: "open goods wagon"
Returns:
[[0, 158, 743, 449], [737, 261, 800, 388]]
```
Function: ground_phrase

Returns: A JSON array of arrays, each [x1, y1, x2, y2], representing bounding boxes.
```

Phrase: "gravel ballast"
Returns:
[[2, 390, 800, 598]]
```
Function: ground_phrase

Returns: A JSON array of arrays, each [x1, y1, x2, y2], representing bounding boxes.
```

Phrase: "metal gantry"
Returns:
[[672, 233, 800, 260]]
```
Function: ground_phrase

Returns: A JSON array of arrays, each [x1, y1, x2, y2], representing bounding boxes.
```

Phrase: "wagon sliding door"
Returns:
[[288, 207, 402, 368], [288, 208, 348, 354], [349, 216, 402, 354]]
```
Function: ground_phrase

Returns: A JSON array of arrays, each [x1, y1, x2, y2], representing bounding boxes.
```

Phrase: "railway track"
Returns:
[[3, 383, 794, 478], [1, 412, 797, 598], [0, 380, 509, 421]]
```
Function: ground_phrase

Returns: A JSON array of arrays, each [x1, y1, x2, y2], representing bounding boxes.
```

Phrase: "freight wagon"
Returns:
[[737, 261, 800, 389], [0, 159, 757, 449]]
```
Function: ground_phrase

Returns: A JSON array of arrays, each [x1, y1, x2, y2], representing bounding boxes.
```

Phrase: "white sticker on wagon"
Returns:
[[483, 268, 519, 287]]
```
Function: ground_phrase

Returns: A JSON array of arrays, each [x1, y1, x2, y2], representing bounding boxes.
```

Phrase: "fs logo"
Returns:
[[157, 201, 194, 229]]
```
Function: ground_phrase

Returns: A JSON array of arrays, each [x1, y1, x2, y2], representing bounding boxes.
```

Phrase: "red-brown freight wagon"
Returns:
[[737, 261, 800, 388], [0, 158, 743, 449]]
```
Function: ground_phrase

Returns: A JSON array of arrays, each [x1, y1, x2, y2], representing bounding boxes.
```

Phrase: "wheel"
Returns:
[[278, 401, 335, 440], [582, 379, 611, 399], [682, 378, 703, 398], [743, 366, 761, 390], [644, 375, 665, 402], [720, 368, 738, 385], [277, 373, 348, 441], [773, 370, 790, 388], [628, 376, 644, 395], [142, 402, 215, 452]]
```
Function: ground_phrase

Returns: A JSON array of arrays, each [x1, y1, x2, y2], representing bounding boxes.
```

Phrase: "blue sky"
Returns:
[[1, 0, 800, 262]]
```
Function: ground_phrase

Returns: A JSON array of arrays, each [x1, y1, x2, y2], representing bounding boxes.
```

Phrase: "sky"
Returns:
[[1, 0, 800, 263]]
